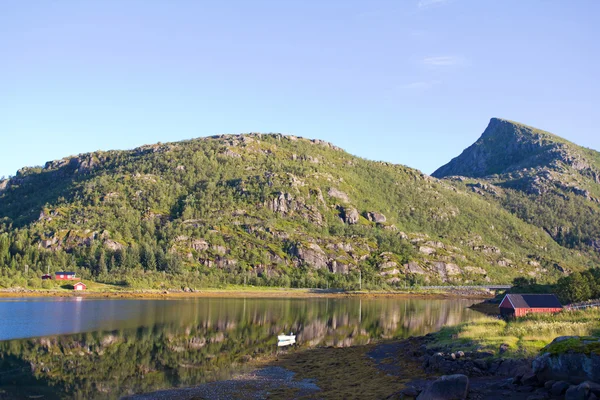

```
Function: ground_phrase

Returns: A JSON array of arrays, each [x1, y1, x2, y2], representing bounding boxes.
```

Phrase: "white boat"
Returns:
[[277, 334, 296, 342], [277, 333, 296, 347]]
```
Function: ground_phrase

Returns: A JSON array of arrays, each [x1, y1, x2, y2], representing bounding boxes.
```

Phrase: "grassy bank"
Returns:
[[0, 281, 494, 299], [432, 308, 600, 358]]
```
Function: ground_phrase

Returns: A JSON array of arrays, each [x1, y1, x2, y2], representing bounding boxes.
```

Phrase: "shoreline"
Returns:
[[0, 287, 494, 300]]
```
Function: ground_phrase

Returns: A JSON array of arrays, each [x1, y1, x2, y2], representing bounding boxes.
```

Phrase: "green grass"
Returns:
[[432, 308, 600, 358], [543, 336, 600, 355]]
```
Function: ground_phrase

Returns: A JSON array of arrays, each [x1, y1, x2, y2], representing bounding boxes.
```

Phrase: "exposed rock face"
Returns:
[[532, 336, 600, 384], [267, 192, 294, 213], [0, 179, 8, 192], [433, 118, 573, 178], [211, 245, 227, 255], [265, 192, 323, 226], [419, 246, 436, 255], [366, 211, 387, 223], [341, 207, 359, 224], [470, 182, 500, 196], [290, 243, 328, 269], [104, 239, 124, 251], [191, 239, 209, 251], [222, 149, 241, 158], [417, 374, 469, 400], [329, 260, 350, 274], [463, 266, 487, 275], [431, 262, 462, 282], [405, 262, 426, 275], [327, 188, 350, 203]]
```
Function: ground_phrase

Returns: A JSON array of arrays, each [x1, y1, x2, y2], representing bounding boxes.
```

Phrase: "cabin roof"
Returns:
[[55, 272, 76, 275], [502, 294, 562, 309]]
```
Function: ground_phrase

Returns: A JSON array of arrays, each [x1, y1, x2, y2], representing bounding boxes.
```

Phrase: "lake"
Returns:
[[0, 296, 485, 399]]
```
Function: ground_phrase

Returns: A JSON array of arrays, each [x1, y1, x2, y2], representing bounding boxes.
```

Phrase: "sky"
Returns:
[[1, 0, 599, 178]]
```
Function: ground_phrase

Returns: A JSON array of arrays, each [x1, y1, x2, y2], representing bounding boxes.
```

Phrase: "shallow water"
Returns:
[[0, 296, 485, 399]]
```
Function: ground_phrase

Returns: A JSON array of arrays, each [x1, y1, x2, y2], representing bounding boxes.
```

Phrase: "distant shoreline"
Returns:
[[0, 287, 493, 300]]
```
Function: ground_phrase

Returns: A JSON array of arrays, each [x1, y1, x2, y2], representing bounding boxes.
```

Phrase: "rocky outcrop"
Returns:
[[405, 262, 426, 275], [463, 266, 487, 275], [433, 118, 572, 178], [267, 192, 295, 213], [329, 260, 350, 274], [104, 239, 124, 251], [222, 149, 241, 158], [191, 239, 209, 251], [340, 206, 359, 224], [289, 243, 328, 269], [532, 336, 600, 384], [265, 193, 324, 226], [366, 211, 387, 223], [419, 246, 436, 255], [327, 188, 350, 203]]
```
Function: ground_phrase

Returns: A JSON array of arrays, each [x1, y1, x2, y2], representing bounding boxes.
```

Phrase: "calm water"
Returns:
[[0, 296, 484, 399]]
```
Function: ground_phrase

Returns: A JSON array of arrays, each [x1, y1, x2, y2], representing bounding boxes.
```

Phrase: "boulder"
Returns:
[[543, 380, 555, 390], [341, 207, 360, 225], [565, 382, 591, 400], [522, 372, 539, 386], [417, 374, 469, 400], [550, 381, 571, 396], [401, 386, 420, 397], [366, 211, 387, 223], [533, 337, 600, 384]]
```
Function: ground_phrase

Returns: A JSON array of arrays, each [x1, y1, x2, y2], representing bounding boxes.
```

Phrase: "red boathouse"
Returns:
[[73, 282, 86, 291], [499, 294, 563, 318], [55, 272, 76, 280]]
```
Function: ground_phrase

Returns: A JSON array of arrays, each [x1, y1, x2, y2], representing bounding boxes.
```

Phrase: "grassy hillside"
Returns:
[[0, 132, 594, 290]]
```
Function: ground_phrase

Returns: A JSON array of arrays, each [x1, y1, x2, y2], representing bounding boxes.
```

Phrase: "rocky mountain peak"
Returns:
[[433, 118, 587, 179]]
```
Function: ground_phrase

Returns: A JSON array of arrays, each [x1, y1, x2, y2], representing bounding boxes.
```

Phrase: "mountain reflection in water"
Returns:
[[0, 297, 485, 399]]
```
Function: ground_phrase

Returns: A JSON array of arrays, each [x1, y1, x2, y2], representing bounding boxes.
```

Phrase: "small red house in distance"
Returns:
[[73, 282, 86, 291], [55, 272, 76, 280], [499, 294, 563, 317]]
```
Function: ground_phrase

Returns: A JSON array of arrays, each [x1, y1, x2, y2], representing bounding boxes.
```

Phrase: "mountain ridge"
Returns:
[[434, 118, 600, 254], [0, 124, 597, 290]]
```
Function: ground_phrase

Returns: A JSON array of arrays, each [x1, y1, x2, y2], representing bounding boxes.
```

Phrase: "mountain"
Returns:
[[0, 130, 595, 290], [434, 118, 600, 253]]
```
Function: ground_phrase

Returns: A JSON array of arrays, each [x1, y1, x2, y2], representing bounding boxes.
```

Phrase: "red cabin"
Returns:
[[55, 272, 76, 280], [73, 282, 86, 291], [499, 294, 562, 318]]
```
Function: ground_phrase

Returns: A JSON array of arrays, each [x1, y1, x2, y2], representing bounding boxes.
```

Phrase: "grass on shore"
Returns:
[[432, 308, 600, 358], [0, 282, 492, 299]]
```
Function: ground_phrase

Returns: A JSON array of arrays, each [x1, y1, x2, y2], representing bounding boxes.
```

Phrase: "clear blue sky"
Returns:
[[1, 0, 599, 178]]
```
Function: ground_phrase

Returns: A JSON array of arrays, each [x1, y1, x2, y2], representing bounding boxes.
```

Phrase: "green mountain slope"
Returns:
[[0, 132, 594, 289], [433, 118, 600, 253]]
